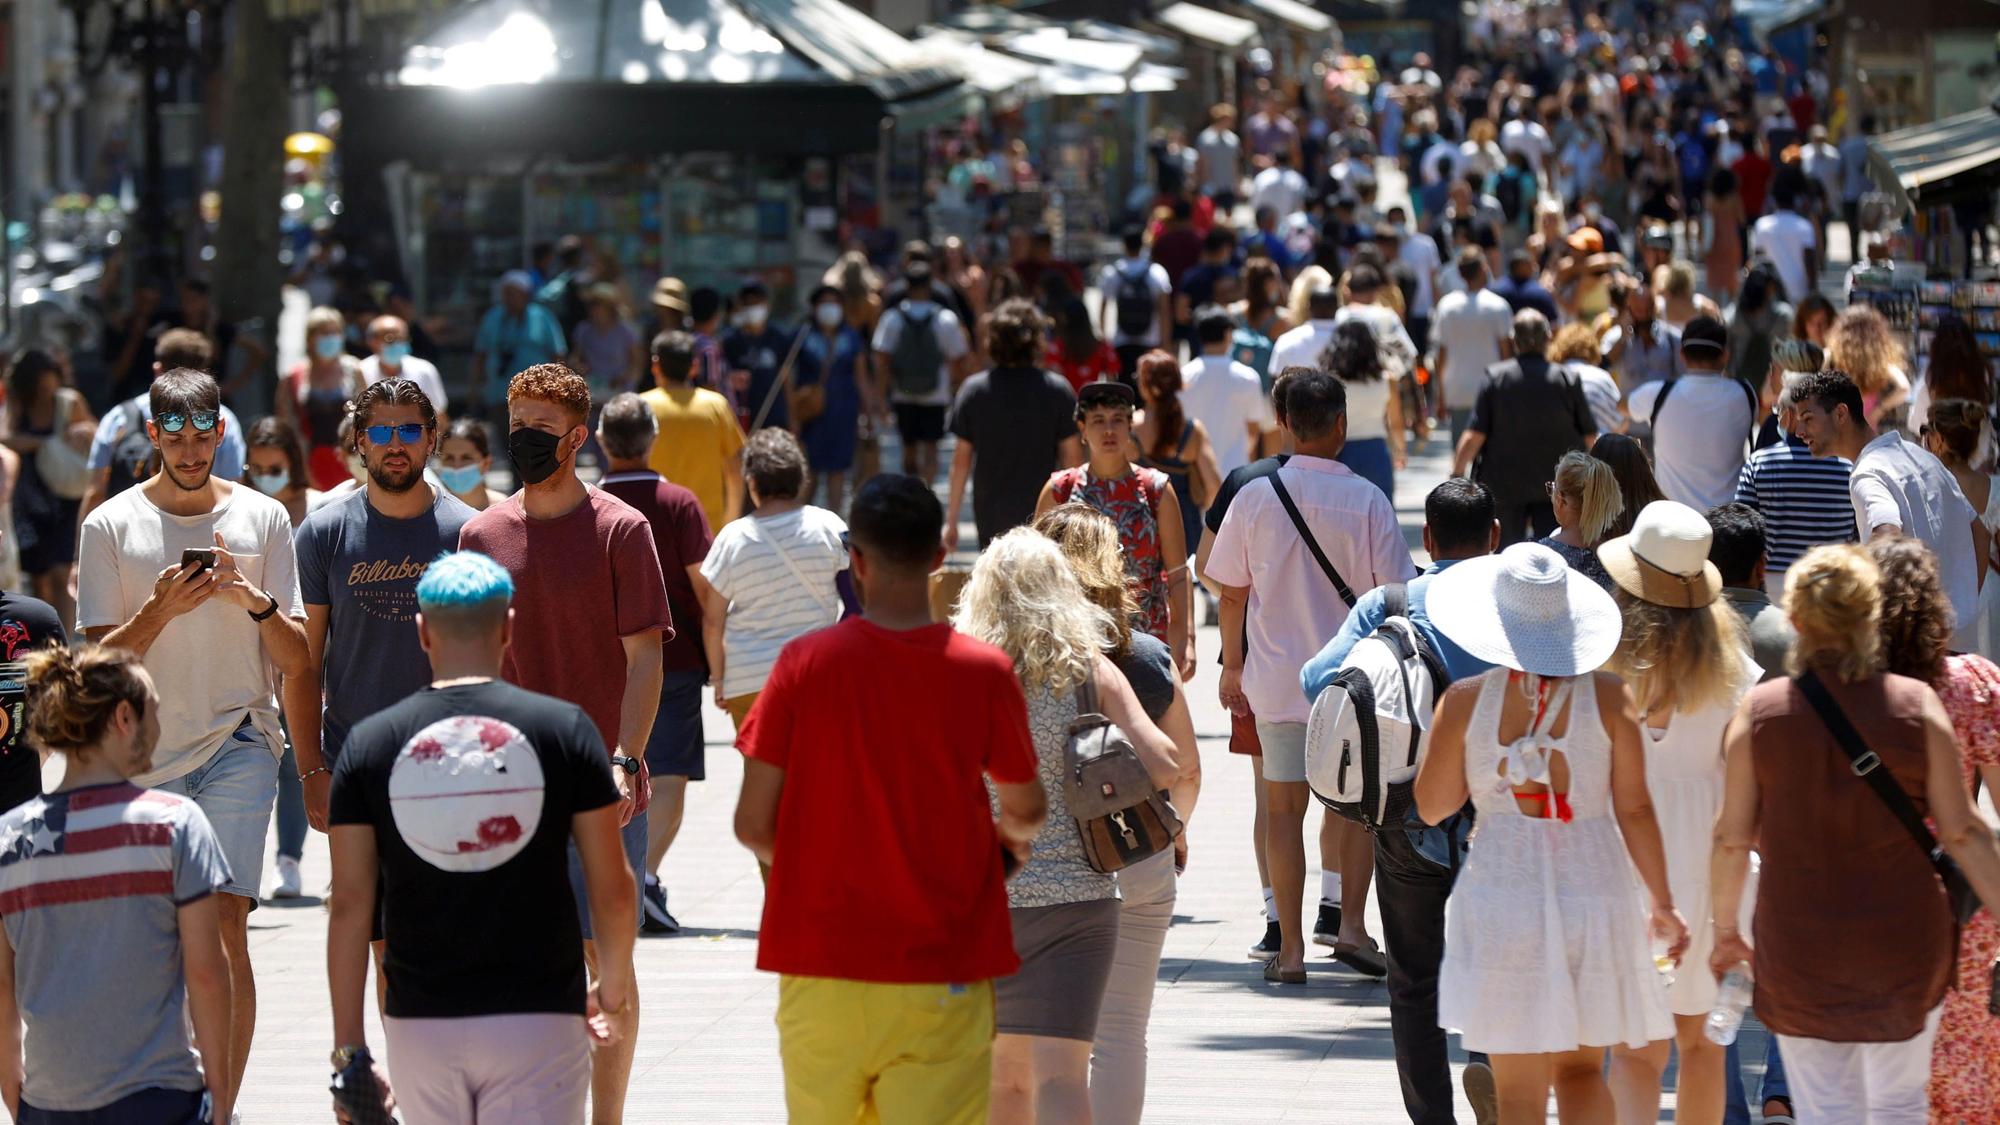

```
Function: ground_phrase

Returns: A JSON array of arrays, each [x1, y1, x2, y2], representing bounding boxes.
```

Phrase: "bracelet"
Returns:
[[299, 766, 330, 782]]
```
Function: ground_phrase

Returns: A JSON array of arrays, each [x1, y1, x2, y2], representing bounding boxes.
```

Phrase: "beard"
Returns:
[[162, 458, 212, 492], [367, 458, 423, 494]]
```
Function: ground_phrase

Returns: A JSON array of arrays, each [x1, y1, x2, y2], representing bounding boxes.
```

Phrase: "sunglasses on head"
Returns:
[[364, 423, 428, 446], [156, 410, 219, 434]]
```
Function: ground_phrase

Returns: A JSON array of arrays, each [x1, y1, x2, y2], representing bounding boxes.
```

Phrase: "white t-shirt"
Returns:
[[1850, 432, 1981, 640], [1500, 120, 1553, 170], [1398, 234, 1442, 316], [1097, 258, 1174, 348], [76, 483, 304, 785], [1569, 363, 1626, 435], [699, 505, 850, 699], [1181, 354, 1274, 474], [872, 302, 970, 405], [1272, 314, 1404, 441], [358, 353, 449, 413], [1196, 127, 1241, 195], [1750, 210, 1817, 305], [1250, 166, 1309, 219], [1626, 374, 1757, 510], [1431, 287, 1514, 409], [1332, 304, 1419, 381]]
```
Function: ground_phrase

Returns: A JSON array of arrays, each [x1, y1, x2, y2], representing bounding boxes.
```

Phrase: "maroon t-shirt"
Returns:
[[599, 471, 712, 675], [459, 487, 673, 753]]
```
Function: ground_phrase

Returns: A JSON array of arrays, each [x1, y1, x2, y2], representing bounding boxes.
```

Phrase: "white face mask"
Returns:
[[815, 303, 845, 329], [736, 305, 769, 330]]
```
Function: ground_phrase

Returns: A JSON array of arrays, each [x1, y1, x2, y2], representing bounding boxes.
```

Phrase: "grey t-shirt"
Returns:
[[296, 487, 478, 761], [1115, 631, 1176, 722], [0, 783, 229, 1111]]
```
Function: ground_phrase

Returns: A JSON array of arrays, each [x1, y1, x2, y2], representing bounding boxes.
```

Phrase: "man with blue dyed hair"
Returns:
[[327, 550, 637, 1124]]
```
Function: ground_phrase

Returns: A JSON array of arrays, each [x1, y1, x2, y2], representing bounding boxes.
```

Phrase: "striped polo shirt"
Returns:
[[1734, 435, 1859, 571]]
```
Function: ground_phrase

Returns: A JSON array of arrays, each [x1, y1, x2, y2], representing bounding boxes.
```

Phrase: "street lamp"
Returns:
[[62, 0, 228, 281]]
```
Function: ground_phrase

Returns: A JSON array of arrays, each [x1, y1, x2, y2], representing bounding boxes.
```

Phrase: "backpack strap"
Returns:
[[1268, 471, 1357, 607], [1648, 376, 1679, 433], [1073, 668, 1102, 719], [1383, 582, 1408, 621]]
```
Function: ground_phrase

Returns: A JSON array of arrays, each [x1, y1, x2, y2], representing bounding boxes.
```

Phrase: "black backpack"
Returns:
[[888, 304, 945, 398], [1494, 166, 1529, 223], [1113, 263, 1157, 338], [104, 395, 159, 499]]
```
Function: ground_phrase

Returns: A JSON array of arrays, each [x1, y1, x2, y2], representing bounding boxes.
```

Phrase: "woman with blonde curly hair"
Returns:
[[1596, 502, 1754, 1125], [1537, 451, 1625, 589], [1652, 261, 1722, 333], [1825, 305, 1911, 427], [1711, 543, 2000, 1122], [1033, 504, 1201, 1125], [953, 529, 1187, 1125], [1550, 323, 1627, 435]]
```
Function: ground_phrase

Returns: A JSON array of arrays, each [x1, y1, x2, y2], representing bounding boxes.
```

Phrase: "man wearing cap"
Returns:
[[471, 271, 566, 432], [1209, 369, 1416, 985], [361, 314, 448, 415], [647, 276, 689, 340], [1626, 315, 1758, 511]]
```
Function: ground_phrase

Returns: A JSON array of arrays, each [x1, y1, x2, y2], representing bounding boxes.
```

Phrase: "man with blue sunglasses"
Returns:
[[76, 366, 311, 1093], [80, 328, 249, 523]]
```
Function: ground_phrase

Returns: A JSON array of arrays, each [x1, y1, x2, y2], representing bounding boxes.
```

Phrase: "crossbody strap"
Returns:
[[743, 520, 838, 619], [1268, 471, 1356, 607], [1794, 671, 1949, 869], [1648, 376, 1678, 433]]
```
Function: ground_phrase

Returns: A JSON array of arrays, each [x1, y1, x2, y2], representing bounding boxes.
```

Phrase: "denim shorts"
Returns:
[[160, 721, 278, 902], [568, 811, 647, 941], [644, 669, 707, 780]]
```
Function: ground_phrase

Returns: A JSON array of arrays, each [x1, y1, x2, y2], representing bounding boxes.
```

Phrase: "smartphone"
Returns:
[[180, 548, 217, 575]]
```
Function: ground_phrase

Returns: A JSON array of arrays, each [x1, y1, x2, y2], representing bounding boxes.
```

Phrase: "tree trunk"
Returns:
[[212, 0, 289, 420]]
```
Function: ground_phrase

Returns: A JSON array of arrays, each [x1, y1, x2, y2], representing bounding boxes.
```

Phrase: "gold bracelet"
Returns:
[[298, 766, 330, 782]]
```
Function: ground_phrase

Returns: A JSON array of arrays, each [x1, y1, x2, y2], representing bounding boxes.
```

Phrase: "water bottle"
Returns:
[[1704, 964, 1754, 1045]]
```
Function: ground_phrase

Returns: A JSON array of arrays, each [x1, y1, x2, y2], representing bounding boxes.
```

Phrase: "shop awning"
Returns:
[[909, 30, 1045, 103], [1868, 108, 2000, 205], [1240, 0, 1334, 34], [1734, 0, 1825, 35], [1152, 2, 1261, 49], [999, 28, 1149, 76]]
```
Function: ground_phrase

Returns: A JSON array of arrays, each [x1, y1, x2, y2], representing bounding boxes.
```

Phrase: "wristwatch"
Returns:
[[248, 590, 280, 622], [331, 1043, 368, 1070], [611, 754, 642, 776]]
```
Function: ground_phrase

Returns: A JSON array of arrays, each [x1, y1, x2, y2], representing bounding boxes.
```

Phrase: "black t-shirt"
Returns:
[[947, 367, 1078, 545], [329, 680, 619, 1019], [0, 593, 66, 812], [1467, 357, 1595, 503]]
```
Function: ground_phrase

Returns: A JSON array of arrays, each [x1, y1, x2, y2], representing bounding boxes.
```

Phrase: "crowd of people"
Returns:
[[1, 0, 1998, 1122]]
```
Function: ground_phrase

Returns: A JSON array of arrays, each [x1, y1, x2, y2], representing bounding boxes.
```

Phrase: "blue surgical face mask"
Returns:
[[249, 469, 290, 495], [313, 334, 345, 360], [381, 341, 412, 365], [437, 463, 485, 496]]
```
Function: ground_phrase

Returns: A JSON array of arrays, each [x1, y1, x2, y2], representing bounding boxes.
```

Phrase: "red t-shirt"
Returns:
[[1046, 339, 1120, 392], [459, 488, 674, 753], [1733, 152, 1773, 219], [738, 618, 1038, 983], [599, 472, 712, 675]]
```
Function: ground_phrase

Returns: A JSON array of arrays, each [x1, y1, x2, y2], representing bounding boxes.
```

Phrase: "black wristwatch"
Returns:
[[612, 754, 642, 776], [248, 590, 279, 622]]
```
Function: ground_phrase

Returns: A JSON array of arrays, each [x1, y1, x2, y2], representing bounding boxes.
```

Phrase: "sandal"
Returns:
[[1262, 960, 1307, 985], [1331, 937, 1389, 978]]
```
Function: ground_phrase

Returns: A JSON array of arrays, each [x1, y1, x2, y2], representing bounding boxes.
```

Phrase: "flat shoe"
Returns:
[[1262, 960, 1307, 984], [1332, 937, 1389, 978]]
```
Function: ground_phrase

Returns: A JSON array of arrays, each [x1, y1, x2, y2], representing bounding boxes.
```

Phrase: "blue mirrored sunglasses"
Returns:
[[364, 423, 428, 446], [155, 410, 219, 434]]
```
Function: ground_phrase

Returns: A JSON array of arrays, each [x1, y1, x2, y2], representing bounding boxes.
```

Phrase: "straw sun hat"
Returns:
[[1426, 542, 1623, 677], [1596, 500, 1722, 610]]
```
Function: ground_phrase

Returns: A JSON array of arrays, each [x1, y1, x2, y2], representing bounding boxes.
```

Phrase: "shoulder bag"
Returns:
[[1065, 672, 1181, 874], [36, 390, 92, 500], [1267, 470, 1357, 607], [741, 518, 841, 623]]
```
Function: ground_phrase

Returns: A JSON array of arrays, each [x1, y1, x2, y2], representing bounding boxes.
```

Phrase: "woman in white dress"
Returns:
[[1417, 543, 1685, 1125], [1597, 502, 1755, 1125]]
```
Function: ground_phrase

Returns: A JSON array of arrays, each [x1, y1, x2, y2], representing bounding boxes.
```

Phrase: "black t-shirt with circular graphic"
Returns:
[[0, 591, 67, 812]]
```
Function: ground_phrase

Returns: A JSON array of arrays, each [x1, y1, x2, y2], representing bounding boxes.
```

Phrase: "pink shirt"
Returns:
[[1206, 455, 1415, 722]]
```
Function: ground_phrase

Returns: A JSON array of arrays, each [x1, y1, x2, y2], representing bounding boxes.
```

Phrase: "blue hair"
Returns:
[[417, 551, 513, 610]]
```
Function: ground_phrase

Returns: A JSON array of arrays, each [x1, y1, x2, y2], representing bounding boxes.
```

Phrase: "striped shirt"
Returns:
[[1735, 436, 1858, 571], [0, 783, 228, 1111], [700, 505, 850, 699]]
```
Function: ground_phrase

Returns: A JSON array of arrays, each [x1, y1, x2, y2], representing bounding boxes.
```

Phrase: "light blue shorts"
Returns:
[[160, 720, 278, 902]]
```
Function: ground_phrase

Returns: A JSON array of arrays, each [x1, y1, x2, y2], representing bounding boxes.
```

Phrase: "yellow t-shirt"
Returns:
[[640, 384, 745, 528]]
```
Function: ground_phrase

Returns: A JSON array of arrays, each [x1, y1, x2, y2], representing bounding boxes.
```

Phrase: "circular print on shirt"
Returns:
[[388, 715, 545, 873]]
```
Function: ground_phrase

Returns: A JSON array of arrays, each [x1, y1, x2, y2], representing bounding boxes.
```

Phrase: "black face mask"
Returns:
[[508, 426, 568, 485]]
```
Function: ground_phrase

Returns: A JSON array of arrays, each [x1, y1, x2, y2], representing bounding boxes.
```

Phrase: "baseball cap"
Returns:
[[1680, 315, 1728, 357], [1077, 380, 1138, 410]]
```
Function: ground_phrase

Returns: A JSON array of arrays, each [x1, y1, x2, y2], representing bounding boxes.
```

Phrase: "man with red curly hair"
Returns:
[[458, 363, 671, 1123]]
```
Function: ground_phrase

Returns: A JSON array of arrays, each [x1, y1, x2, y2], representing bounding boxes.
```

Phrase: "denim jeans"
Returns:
[[275, 741, 306, 863], [1722, 1034, 1790, 1124]]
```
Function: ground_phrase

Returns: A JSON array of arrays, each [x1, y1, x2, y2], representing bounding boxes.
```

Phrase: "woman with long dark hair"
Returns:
[[1911, 313, 1993, 467], [1047, 295, 1119, 392], [3, 349, 95, 626], [1322, 318, 1406, 500], [1132, 351, 1220, 556], [1727, 262, 1794, 390], [1589, 433, 1667, 542]]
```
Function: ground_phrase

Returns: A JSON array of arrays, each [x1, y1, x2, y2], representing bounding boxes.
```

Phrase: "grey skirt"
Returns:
[[995, 898, 1122, 1040]]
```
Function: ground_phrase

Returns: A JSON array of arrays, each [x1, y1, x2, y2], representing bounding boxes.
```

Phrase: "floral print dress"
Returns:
[[1049, 465, 1171, 638], [1930, 653, 2000, 1124]]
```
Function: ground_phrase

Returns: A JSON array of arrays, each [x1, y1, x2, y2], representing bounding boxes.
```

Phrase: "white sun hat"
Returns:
[[1426, 542, 1623, 677]]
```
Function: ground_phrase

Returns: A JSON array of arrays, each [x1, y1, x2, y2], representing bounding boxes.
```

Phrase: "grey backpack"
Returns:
[[1064, 675, 1181, 874]]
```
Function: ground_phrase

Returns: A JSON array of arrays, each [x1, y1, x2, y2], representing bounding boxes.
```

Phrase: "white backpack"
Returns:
[[1304, 584, 1448, 830]]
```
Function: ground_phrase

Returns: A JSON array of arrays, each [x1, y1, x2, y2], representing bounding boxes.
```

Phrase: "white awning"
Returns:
[[909, 30, 1043, 102], [1241, 0, 1333, 34], [1153, 3, 1261, 49], [1000, 28, 1147, 75]]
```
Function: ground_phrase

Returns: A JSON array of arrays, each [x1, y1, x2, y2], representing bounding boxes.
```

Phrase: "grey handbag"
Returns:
[[1064, 674, 1182, 874]]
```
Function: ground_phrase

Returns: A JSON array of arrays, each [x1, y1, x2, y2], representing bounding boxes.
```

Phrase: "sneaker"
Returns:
[[1462, 1058, 1498, 1125], [641, 877, 680, 935], [1246, 920, 1281, 960], [1312, 903, 1341, 947], [271, 856, 301, 900]]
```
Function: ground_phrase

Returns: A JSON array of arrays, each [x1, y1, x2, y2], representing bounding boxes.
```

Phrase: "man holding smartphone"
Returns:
[[75, 367, 310, 1095]]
